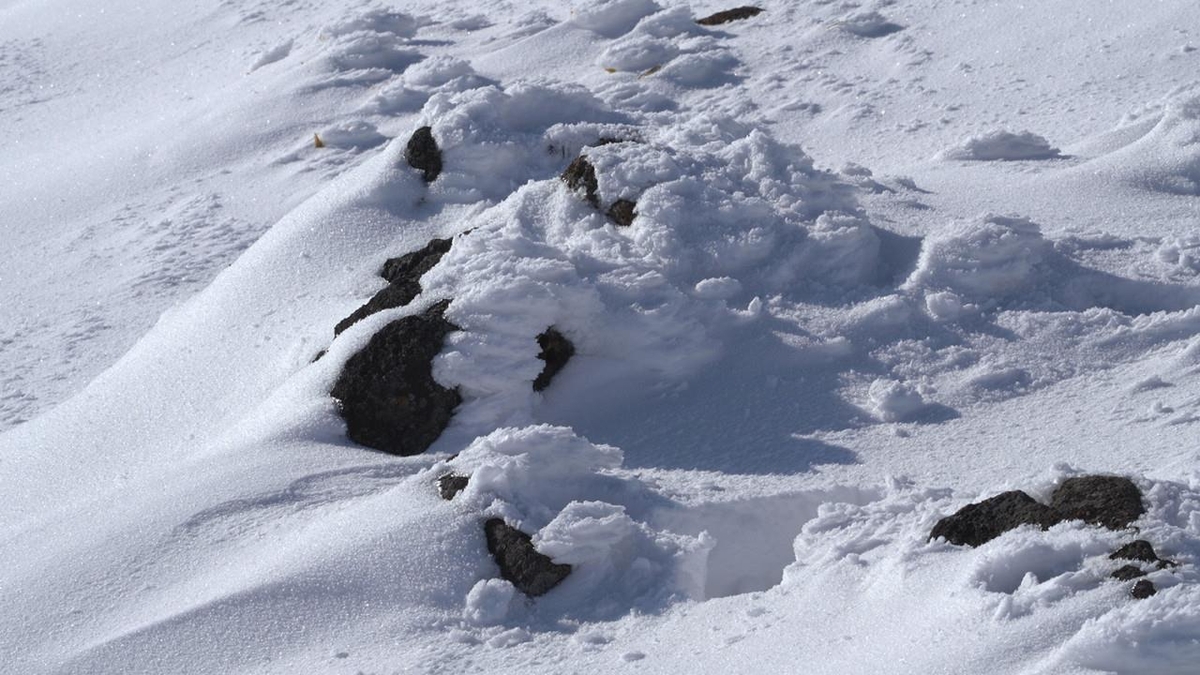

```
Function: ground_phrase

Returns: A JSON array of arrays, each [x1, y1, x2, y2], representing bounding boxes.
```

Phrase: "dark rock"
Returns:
[[334, 238, 453, 336], [437, 473, 469, 500], [533, 328, 574, 392], [1111, 564, 1146, 581], [1050, 475, 1144, 531], [607, 199, 637, 227], [696, 6, 765, 26], [330, 300, 461, 455], [1110, 540, 1160, 564], [405, 126, 442, 183], [483, 518, 571, 597], [561, 156, 600, 207], [929, 490, 1063, 547], [1110, 539, 1178, 569], [1131, 579, 1157, 599]]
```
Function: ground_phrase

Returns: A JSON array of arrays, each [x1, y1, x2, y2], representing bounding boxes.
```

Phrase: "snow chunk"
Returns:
[[570, 0, 661, 37], [903, 215, 1050, 302], [868, 379, 928, 422], [924, 291, 964, 321], [464, 579, 516, 626], [939, 130, 1062, 161], [693, 277, 742, 300]]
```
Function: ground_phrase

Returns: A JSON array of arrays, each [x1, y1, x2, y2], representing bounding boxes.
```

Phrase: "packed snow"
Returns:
[[2, 1, 1199, 673]]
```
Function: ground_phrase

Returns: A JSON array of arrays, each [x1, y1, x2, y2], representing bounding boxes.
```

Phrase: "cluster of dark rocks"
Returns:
[[930, 475, 1176, 599]]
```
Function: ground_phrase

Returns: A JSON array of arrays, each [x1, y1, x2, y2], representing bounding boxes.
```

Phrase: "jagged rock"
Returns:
[[1110, 540, 1177, 569], [483, 518, 571, 597], [1131, 579, 1157, 599], [928, 490, 1062, 547], [533, 328, 574, 392], [607, 199, 637, 227], [1050, 475, 1144, 530], [334, 238, 453, 336], [437, 473, 469, 500], [330, 300, 461, 455], [561, 156, 600, 207], [1112, 565, 1147, 581], [405, 126, 442, 183], [696, 6, 764, 26]]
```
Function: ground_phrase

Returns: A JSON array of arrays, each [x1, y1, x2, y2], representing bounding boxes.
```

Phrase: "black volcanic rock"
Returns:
[[1111, 565, 1146, 581], [1110, 539, 1177, 569], [533, 328, 574, 392], [696, 6, 764, 25], [561, 156, 600, 207], [484, 518, 571, 597], [929, 490, 1062, 547], [330, 300, 461, 455], [607, 199, 637, 227], [405, 126, 442, 183], [437, 473, 470, 500], [1131, 579, 1157, 599], [334, 238, 452, 336], [1050, 475, 1144, 531]]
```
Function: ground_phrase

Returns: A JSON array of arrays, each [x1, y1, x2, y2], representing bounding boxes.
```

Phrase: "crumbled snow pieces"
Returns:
[[695, 6, 764, 26], [330, 300, 462, 455], [484, 518, 573, 597], [868, 379, 929, 422], [938, 130, 1062, 161], [405, 126, 443, 183], [334, 237, 453, 336], [533, 328, 575, 392]]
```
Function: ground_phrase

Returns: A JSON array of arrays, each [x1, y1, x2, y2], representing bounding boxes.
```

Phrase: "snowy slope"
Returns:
[[2, 0, 1200, 673]]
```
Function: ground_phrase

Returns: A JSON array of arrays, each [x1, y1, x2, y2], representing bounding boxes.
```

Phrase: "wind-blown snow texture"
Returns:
[[2, 1, 1200, 674]]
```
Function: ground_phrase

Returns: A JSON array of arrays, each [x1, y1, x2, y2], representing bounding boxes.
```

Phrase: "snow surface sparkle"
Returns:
[[2, 0, 1199, 673]]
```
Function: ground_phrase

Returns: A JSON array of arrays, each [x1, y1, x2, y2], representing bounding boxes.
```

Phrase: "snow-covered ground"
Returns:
[[2, 0, 1199, 672]]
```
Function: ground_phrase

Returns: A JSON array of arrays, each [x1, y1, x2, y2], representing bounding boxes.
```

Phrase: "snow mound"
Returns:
[[903, 214, 1050, 303], [1081, 86, 1200, 195], [939, 130, 1063, 161]]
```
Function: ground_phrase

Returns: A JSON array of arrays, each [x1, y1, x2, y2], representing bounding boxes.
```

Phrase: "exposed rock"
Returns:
[[405, 126, 442, 183], [1111, 565, 1147, 581], [330, 300, 461, 455], [561, 156, 600, 207], [1131, 579, 1157, 599], [533, 328, 575, 392], [334, 238, 453, 336], [696, 6, 765, 26], [607, 199, 637, 227], [928, 490, 1062, 547], [1110, 539, 1178, 569], [1050, 475, 1144, 530], [483, 518, 571, 597], [437, 473, 469, 500]]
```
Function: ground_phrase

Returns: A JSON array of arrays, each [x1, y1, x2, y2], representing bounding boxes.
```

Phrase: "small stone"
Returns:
[[696, 6, 765, 26], [606, 199, 637, 227], [534, 328, 575, 392], [1111, 565, 1146, 581], [561, 156, 600, 207], [929, 490, 1062, 547], [484, 518, 571, 597], [1131, 579, 1157, 599], [437, 473, 469, 500], [405, 126, 442, 183], [1050, 475, 1144, 530], [1110, 540, 1159, 564]]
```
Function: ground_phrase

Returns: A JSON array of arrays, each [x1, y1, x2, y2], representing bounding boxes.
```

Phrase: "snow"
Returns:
[[3, 0, 1200, 673]]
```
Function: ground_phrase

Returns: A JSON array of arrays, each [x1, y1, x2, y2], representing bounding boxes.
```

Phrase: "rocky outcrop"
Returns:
[[405, 126, 442, 183], [483, 518, 571, 597], [1131, 579, 1157, 599], [437, 473, 469, 500], [606, 199, 637, 227], [928, 490, 1061, 547], [1050, 475, 1144, 531], [533, 328, 574, 392], [330, 300, 461, 455], [1111, 565, 1146, 581], [931, 474, 1146, 546]]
